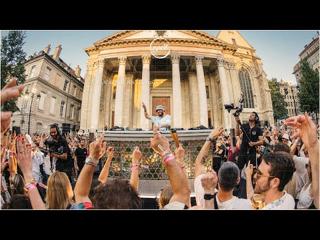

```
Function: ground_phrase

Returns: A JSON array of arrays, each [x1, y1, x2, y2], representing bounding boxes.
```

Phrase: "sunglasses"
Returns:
[[253, 168, 276, 180]]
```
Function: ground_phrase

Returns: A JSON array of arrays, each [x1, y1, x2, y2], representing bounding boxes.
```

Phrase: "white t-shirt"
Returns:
[[150, 115, 171, 130], [262, 192, 295, 210], [163, 201, 187, 210], [293, 155, 310, 197], [194, 174, 252, 210], [297, 183, 313, 209], [215, 196, 253, 210], [32, 150, 45, 182]]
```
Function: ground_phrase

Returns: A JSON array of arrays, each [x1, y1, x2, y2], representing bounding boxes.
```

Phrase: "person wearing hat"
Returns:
[[142, 102, 171, 131]]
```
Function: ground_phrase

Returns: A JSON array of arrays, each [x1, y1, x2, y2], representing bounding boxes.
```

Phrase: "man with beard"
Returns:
[[246, 151, 296, 209], [44, 124, 74, 184], [142, 103, 171, 131], [234, 112, 264, 198]]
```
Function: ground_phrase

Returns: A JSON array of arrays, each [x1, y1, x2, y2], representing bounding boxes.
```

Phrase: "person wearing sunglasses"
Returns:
[[247, 151, 296, 210]]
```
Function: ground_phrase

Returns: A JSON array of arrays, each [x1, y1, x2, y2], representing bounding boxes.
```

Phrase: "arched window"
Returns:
[[239, 68, 254, 108]]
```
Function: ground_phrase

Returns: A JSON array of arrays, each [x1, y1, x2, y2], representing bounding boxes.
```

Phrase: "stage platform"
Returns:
[[94, 129, 214, 196]]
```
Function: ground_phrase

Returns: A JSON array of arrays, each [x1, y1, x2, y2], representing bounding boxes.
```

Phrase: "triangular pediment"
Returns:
[[94, 30, 232, 46]]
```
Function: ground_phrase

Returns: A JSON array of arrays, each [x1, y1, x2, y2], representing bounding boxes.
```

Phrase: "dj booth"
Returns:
[[94, 129, 214, 204]]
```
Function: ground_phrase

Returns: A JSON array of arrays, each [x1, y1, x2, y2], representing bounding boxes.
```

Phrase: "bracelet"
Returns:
[[163, 153, 175, 164], [25, 183, 37, 191], [86, 161, 97, 167]]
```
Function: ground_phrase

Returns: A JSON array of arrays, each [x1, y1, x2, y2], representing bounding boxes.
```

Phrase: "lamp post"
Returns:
[[291, 86, 297, 116], [25, 88, 40, 135], [283, 87, 289, 116]]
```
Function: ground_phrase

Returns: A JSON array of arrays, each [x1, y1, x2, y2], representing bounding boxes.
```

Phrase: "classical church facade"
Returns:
[[80, 30, 274, 131]]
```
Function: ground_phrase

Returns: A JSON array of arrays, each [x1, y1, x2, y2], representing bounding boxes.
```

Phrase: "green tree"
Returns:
[[1, 31, 27, 112], [298, 60, 319, 113], [268, 78, 288, 121]]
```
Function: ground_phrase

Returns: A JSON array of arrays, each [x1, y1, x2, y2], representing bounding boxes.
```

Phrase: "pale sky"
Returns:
[[2, 30, 317, 85]]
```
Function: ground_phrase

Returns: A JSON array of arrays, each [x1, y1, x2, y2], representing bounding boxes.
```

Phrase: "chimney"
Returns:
[[53, 44, 62, 61], [44, 44, 51, 54], [75, 65, 81, 77]]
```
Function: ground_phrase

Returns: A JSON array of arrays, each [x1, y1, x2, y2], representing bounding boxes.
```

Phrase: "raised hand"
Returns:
[[284, 112, 318, 150], [106, 146, 114, 159], [89, 136, 106, 160], [201, 170, 218, 193], [132, 146, 142, 165], [209, 127, 224, 139], [150, 126, 170, 156], [245, 163, 254, 179], [16, 135, 33, 182], [174, 144, 185, 160], [142, 102, 147, 111]]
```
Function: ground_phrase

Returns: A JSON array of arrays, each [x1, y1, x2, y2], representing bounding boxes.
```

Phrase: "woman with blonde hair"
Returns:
[[46, 171, 74, 209], [157, 185, 174, 209]]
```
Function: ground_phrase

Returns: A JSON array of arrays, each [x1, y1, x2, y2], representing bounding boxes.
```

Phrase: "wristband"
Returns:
[[163, 153, 175, 164], [25, 183, 37, 191], [85, 156, 99, 167]]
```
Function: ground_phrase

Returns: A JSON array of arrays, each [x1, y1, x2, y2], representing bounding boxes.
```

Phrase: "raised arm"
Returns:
[[130, 147, 142, 191], [150, 128, 190, 207], [74, 136, 106, 204], [201, 170, 218, 209], [290, 137, 300, 156], [285, 113, 319, 209], [98, 147, 114, 184], [195, 127, 224, 178], [142, 102, 151, 120], [16, 135, 45, 209], [245, 163, 254, 200], [234, 116, 241, 137]]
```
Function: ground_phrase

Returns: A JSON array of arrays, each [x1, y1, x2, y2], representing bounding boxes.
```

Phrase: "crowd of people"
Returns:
[[1, 78, 319, 210]]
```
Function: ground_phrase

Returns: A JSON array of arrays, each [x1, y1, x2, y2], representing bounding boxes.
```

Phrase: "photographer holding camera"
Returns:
[[234, 112, 264, 198], [44, 124, 74, 184]]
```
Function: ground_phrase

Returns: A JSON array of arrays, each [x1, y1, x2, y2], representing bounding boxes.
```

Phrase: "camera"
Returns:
[[224, 93, 244, 117]]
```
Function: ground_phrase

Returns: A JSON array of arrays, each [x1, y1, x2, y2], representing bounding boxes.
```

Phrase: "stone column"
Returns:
[[209, 73, 219, 128], [104, 73, 113, 128], [171, 54, 182, 128], [217, 58, 232, 130], [228, 63, 241, 103], [90, 59, 104, 131], [80, 62, 93, 130], [195, 56, 208, 127], [188, 72, 199, 127], [140, 55, 151, 130], [114, 56, 127, 127]]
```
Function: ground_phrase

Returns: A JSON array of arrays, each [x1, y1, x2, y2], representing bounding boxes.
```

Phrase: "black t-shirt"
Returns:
[[75, 147, 88, 168], [51, 137, 73, 172], [239, 123, 262, 154]]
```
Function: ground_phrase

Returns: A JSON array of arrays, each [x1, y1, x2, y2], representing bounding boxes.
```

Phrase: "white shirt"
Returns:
[[293, 155, 310, 197], [194, 174, 252, 210], [32, 150, 45, 182], [150, 115, 171, 130], [215, 196, 252, 210], [163, 201, 186, 210], [297, 183, 313, 209], [262, 192, 295, 210]]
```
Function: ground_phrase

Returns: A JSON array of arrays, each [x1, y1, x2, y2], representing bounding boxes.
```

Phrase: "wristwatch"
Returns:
[[85, 156, 99, 167], [204, 193, 215, 200]]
